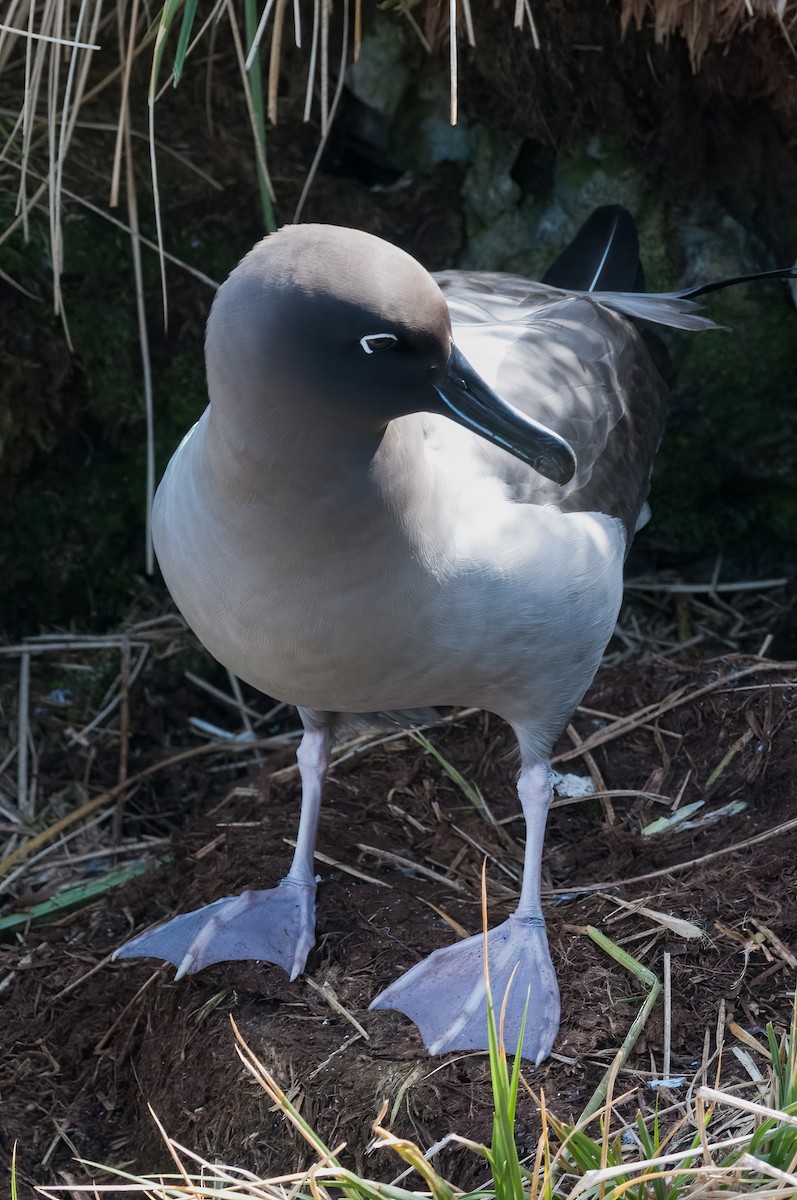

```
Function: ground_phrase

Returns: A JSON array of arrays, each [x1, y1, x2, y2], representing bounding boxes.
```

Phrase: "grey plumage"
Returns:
[[112, 210, 791, 1061]]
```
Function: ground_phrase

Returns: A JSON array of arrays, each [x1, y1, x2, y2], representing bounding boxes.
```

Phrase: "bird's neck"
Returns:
[[202, 400, 442, 561]]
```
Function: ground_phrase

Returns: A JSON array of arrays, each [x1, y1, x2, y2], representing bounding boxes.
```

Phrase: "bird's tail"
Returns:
[[543, 204, 797, 332], [543, 205, 646, 293]]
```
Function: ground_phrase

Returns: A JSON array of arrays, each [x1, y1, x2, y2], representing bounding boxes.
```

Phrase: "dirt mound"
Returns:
[[2, 623, 795, 1195]]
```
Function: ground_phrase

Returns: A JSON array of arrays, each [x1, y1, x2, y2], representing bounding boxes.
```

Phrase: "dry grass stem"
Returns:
[[626, 576, 789, 593], [357, 843, 465, 891], [305, 978, 370, 1041], [697, 1084, 797, 1127], [294, 0, 349, 220], [621, 0, 797, 67], [282, 837, 391, 887], [601, 894, 704, 939], [16, 651, 31, 819]]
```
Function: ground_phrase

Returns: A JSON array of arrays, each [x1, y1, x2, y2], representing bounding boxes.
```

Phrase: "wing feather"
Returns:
[[434, 272, 670, 544]]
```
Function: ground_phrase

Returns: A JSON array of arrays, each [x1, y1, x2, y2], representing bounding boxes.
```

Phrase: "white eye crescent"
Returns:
[[360, 332, 398, 355]]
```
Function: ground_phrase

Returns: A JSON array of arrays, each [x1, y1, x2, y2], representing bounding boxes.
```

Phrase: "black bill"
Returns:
[[433, 344, 576, 485]]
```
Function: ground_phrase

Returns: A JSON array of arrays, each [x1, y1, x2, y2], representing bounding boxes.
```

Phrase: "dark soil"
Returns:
[[2, 615, 796, 1197]]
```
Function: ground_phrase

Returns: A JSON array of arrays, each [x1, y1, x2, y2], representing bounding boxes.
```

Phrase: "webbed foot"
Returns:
[[112, 878, 316, 981], [369, 913, 559, 1063]]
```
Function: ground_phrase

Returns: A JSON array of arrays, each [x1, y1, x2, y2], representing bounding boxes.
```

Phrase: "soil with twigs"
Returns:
[[1, 585, 796, 1196]]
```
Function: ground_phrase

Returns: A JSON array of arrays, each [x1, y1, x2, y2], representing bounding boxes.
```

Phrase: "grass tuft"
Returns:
[[31, 977, 797, 1200], [481, 862, 528, 1200]]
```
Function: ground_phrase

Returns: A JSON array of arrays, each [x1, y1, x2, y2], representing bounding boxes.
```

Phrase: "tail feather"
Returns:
[[543, 206, 643, 294], [678, 266, 797, 300], [543, 206, 796, 331], [588, 292, 725, 331], [588, 261, 797, 331]]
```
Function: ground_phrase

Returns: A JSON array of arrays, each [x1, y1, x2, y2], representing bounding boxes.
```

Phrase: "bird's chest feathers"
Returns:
[[156, 438, 624, 717], [153, 432, 442, 706]]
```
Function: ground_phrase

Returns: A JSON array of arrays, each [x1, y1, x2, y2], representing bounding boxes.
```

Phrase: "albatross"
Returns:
[[114, 207, 794, 1062]]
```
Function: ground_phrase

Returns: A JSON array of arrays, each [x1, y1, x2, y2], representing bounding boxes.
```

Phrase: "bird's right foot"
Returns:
[[112, 878, 316, 981]]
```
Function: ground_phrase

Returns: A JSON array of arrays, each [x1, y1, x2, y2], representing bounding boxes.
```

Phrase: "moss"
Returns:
[[156, 352, 207, 469], [457, 132, 682, 283], [0, 265, 74, 532], [556, 137, 644, 213], [635, 201, 677, 292], [0, 207, 209, 633], [61, 213, 146, 420], [651, 290, 797, 556], [346, 15, 414, 119]]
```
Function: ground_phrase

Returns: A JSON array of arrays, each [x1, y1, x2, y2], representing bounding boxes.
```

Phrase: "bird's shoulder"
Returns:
[[432, 270, 669, 542]]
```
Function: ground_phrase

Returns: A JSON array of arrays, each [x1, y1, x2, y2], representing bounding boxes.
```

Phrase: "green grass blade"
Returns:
[[769, 989, 797, 1110], [507, 997, 526, 1129], [545, 1118, 604, 1173], [788, 990, 797, 1105], [579, 927, 662, 1121], [489, 1042, 525, 1200], [669, 1130, 703, 1197], [635, 1111, 654, 1157], [478, 862, 525, 1200], [151, 0, 184, 97], [635, 1109, 668, 1200], [243, 0, 276, 232], [746, 1116, 776, 1157], [767, 1123, 797, 1172], [172, 0, 199, 85], [409, 729, 495, 823], [767, 1020, 786, 1100], [0, 860, 163, 933]]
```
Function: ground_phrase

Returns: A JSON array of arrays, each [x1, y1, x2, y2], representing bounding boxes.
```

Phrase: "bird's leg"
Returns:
[[274, 720, 330, 978], [370, 758, 560, 1063], [285, 722, 329, 891], [515, 761, 552, 920], [113, 721, 331, 981]]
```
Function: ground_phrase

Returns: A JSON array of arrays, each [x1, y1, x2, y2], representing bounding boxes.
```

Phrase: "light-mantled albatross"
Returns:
[[114, 207, 794, 1062]]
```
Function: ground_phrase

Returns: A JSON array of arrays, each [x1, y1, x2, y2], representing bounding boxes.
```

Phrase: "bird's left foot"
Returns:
[[369, 913, 560, 1063]]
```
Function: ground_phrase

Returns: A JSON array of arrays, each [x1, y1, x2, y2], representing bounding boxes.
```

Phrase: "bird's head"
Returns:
[[206, 224, 575, 484]]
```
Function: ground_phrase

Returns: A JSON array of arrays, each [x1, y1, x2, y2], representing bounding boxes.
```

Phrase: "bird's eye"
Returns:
[[360, 332, 398, 355]]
